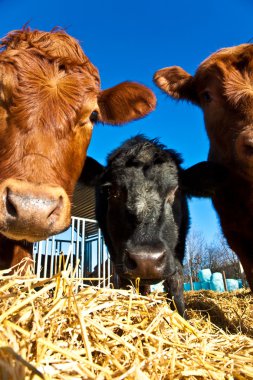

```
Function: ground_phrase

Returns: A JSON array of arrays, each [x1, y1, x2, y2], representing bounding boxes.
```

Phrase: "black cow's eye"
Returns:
[[202, 91, 212, 103], [90, 110, 99, 123], [109, 188, 120, 199], [107, 184, 123, 200]]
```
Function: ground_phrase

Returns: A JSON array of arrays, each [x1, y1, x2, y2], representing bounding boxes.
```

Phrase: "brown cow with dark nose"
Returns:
[[154, 44, 253, 290], [0, 27, 156, 272]]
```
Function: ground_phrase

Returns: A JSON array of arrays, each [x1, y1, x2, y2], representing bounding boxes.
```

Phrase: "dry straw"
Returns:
[[0, 260, 252, 379]]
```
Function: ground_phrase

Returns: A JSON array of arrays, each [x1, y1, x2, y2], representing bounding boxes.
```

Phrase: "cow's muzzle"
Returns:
[[0, 179, 71, 242], [123, 247, 167, 279]]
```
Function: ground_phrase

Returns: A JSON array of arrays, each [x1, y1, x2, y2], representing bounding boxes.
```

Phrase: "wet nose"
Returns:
[[0, 179, 71, 241], [6, 187, 64, 221], [124, 248, 167, 279]]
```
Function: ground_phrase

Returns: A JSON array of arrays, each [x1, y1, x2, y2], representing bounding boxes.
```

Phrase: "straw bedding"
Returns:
[[0, 264, 252, 379], [185, 289, 253, 338]]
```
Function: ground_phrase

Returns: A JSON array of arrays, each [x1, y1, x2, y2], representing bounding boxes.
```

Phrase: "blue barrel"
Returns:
[[198, 268, 212, 282], [238, 279, 243, 289], [150, 282, 164, 292], [226, 279, 239, 292], [211, 272, 223, 280], [193, 282, 202, 291], [184, 283, 191, 291], [211, 272, 225, 292], [201, 281, 211, 290]]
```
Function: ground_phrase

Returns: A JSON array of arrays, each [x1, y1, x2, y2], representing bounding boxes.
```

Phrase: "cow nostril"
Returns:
[[124, 251, 137, 270], [157, 251, 166, 267], [47, 195, 63, 220], [6, 187, 18, 218]]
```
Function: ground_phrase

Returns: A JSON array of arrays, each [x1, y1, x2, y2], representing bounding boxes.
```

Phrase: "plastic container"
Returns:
[[211, 272, 223, 280], [210, 272, 225, 292], [198, 268, 212, 282], [226, 279, 239, 292], [201, 281, 211, 290], [193, 281, 202, 291], [150, 282, 164, 292], [184, 283, 191, 292]]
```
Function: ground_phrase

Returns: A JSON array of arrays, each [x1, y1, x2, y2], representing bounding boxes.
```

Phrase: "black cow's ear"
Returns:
[[78, 156, 105, 186], [181, 161, 228, 197]]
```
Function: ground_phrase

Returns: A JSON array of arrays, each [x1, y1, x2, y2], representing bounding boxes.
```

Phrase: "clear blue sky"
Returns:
[[1, 0, 252, 243]]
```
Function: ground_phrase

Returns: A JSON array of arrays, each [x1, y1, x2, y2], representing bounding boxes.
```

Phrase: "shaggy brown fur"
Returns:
[[0, 27, 156, 272], [154, 44, 253, 290]]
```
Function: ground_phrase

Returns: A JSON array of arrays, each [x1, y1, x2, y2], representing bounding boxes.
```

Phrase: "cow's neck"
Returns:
[[0, 237, 34, 274]]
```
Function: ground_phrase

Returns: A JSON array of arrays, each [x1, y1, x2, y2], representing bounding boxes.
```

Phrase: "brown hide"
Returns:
[[0, 238, 33, 273], [154, 44, 253, 290], [0, 27, 156, 273]]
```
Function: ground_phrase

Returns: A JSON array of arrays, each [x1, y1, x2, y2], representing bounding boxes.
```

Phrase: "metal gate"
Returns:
[[33, 217, 112, 287]]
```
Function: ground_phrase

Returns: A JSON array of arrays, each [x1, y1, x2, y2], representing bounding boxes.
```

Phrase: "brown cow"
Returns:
[[154, 44, 253, 291], [0, 27, 156, 272]]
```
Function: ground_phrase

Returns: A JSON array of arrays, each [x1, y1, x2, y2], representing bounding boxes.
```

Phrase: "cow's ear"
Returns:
[[181, 161, 228, 197], [153, 66, 198, 103], [98, 81, 156, 125], [78, 156, 105, 186]]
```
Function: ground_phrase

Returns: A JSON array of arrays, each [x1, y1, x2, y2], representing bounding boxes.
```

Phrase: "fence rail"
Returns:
[[33, 217, 112, 287]]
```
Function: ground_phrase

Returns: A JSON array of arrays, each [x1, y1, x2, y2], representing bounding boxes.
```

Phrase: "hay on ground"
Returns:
[[185, 289, 253, 338], [0, 262, 252, 380]]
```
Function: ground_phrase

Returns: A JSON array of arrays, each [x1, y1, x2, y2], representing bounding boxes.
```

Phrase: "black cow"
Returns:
[[80, 135, 227, 316]]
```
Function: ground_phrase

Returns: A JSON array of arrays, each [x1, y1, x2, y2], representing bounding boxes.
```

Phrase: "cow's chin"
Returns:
[[0, 223, 70, 242], [0, 216, 71, 243], [0, 230, 50, 243], [118, 271, 166, 285], [135, 279, 162, 286]]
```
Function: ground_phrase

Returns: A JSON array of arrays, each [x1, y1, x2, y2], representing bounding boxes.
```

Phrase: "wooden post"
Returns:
[[222, 271, 228, 291], [238, 261, 246, 288], [190, 276, 194, 291], [239, 261, 244, 274]]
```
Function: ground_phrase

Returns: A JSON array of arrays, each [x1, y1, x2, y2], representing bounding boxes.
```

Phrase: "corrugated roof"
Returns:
[[72, 182, 97, 236], [72, 183, 96, 219]]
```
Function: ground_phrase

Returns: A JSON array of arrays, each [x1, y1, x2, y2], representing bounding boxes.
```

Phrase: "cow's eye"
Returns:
[[109, 188, 120, 199], [59, 64, 66, 72], [90, 110, 99, 123], [107, 185, 123, 200], [201, 91, 212, 103], [235, 59, 248, 72]]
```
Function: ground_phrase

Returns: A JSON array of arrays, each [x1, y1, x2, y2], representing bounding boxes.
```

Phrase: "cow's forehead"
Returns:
[[0, 28, 100, 85], [112, 161, 179, 193], [0, 31, 101, 133], [106, 137, 182, 194], [198, 43, 253, 74]]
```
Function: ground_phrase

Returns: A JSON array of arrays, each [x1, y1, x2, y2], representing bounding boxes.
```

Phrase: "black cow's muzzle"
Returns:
[[123, 248, 167, 280]]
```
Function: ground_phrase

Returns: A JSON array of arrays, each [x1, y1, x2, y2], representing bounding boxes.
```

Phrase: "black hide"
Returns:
[[80, 135, 228, 317]]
